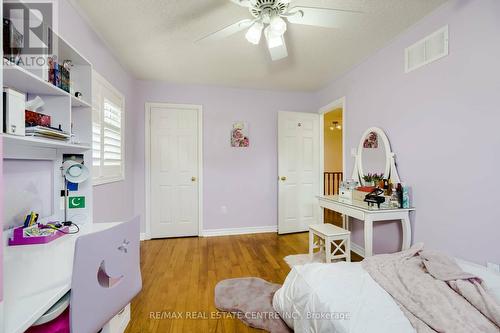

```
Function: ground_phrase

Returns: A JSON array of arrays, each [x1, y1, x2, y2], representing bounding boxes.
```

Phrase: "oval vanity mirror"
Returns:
[[352, 127, 400, 186]]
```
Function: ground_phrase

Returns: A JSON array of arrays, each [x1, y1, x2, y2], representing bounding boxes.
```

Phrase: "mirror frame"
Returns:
[[351, 127, 401, 186]]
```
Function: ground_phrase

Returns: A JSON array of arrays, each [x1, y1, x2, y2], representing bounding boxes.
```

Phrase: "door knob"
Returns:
[[191, 177, 197, 182], [280, 176, 287, 181]]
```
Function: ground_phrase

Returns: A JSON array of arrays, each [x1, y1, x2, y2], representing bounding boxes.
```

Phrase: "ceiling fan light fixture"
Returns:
[[245, 21, 264, 45], [264, 26, 284, 49], [269, 16, 287, 36], [199, 0, 362, 61]]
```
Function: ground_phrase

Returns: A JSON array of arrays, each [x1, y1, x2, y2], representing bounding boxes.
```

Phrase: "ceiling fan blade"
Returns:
[[196, 19, 254, 43], [286, 6, 362, 29], [230, 0, 254, 8], [265, 30, 288, 61]]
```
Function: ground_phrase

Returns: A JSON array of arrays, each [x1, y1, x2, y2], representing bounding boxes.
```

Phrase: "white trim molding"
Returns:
[[201, 226, 278, 237], [351, 242, 365, 258]]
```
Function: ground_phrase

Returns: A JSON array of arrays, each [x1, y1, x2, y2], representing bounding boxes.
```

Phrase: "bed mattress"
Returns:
[[272, 262, 416, 333]]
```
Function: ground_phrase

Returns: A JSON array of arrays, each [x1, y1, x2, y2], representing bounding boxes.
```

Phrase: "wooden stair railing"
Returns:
[[323, 171, 344, 225], [324, 172, 343, 195]]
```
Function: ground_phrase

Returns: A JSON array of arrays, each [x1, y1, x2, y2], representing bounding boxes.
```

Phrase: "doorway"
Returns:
[[145, 103, 203, 239], [319, 98, 346, 226]]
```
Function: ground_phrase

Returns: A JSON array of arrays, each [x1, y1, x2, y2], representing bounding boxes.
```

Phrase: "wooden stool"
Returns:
[[309, 224, 351, 263]]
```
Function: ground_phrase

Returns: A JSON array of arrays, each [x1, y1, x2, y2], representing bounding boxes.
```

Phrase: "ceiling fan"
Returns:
[[197, 0, 361, 61]]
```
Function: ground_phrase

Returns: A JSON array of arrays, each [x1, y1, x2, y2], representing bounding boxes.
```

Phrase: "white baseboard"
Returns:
[[201, 226, 277, 237], [351, 242, 365, 258], [140, 233, 150, 241]]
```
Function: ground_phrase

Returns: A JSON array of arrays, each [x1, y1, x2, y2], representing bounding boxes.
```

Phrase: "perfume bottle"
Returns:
[[389, 186, 400, 208], [402, 183, 410, 209], [396, 183, 403, 208]]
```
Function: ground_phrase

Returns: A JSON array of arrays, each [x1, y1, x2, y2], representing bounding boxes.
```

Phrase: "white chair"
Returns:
[[71, 217, 142, 333], [309, 224, 351, 263]]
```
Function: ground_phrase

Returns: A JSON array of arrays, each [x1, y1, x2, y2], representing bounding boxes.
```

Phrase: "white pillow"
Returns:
[[456, 258, 500, 303]]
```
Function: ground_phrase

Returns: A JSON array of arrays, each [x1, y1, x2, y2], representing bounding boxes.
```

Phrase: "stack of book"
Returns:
[[48, 57, 71, 93], [25, 126, 70, 141]]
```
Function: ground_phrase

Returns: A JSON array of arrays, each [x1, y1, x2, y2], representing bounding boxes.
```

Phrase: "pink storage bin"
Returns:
[[27, 292, 71, 333], [8, 226, 69, 246], [26, 308, 70, 333]]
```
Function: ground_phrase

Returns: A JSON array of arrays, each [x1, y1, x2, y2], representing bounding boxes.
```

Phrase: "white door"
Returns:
[[149, 104, 200, 238], [278, 111, 320, 234]]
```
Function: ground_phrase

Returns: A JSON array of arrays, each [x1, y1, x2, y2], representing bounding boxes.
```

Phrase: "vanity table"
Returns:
[[318, 195, 414, 257], [320, 126, 416, 257]]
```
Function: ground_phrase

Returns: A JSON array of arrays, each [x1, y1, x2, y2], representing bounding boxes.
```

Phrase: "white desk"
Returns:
[[3, 222, 120, 333], [317, 195, 415, 257]]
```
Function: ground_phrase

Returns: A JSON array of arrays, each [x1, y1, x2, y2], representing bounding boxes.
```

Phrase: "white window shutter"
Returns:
[[102, 99, 123, 177], [92, 71, 125, 185], [92, 84, 102, 179]]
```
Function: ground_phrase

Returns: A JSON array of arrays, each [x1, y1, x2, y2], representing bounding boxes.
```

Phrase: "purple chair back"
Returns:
[[70, 217, 142, 333]]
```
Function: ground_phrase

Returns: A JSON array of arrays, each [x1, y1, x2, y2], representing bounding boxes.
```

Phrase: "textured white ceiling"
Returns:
[[73, 0, 447, 91]]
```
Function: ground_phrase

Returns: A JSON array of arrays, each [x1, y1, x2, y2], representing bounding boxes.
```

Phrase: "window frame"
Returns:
[[92, 70, 125, 186]]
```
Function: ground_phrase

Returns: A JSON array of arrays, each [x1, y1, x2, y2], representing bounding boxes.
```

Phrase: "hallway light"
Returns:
[[330, 121, 342, 131]]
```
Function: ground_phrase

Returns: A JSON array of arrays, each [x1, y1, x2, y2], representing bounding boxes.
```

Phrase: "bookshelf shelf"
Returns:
[[71, 95, 92, 108], [3, 62, 70, 97], [2, 133, 91, 151]]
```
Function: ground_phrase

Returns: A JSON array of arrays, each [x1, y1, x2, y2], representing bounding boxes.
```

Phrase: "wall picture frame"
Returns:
[[231, 122, 250, 148]]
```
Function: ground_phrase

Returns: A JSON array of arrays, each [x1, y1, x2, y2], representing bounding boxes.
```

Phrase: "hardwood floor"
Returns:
[[126, 216, 360, 333]]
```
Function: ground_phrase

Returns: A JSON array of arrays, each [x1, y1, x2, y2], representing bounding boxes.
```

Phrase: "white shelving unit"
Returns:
[[1, 133, 91, 150], [71, 95, 92, 108], [2, 26, 94, 333], [4, 61, 92, 109], [4, 61, 69, 97], [3, 56, 93, 152]]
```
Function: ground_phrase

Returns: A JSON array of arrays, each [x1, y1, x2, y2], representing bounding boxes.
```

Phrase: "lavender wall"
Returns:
[[133, 81, 316, 232], [58, 1, 136, 223], [316, 0, 500, 264]]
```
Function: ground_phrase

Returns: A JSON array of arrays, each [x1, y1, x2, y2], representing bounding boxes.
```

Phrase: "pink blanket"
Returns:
[[362, 244, 500, 333]]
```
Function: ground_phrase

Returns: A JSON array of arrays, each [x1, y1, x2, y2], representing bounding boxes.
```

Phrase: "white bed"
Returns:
[[273, 260, 500, 333]]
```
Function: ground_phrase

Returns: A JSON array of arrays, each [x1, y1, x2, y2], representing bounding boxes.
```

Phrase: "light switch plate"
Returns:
[[487, 262, 500, 273], [350, 148, 357, 157]]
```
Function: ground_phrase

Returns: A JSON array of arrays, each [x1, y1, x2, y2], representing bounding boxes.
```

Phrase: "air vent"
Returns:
[[405, 26, 448, 73]]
